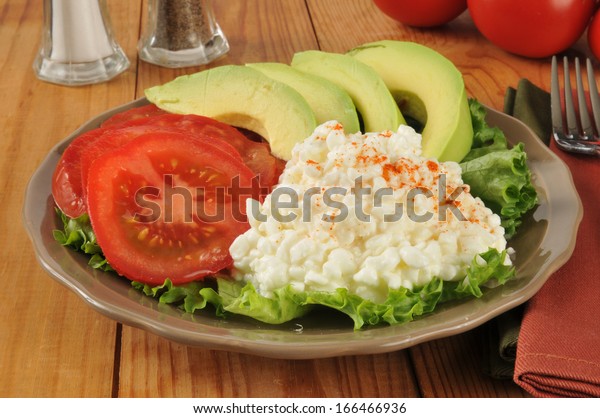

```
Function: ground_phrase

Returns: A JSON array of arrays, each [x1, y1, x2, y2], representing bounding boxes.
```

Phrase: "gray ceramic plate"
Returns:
[[23, 98, 582, 359]]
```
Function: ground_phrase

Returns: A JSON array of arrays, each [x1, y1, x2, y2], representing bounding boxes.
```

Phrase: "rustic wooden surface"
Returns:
[[3, 0, 579, 397]]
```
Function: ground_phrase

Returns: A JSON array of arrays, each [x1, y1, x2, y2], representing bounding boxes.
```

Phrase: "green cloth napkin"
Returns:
[[482, 307, 524, 379], [482, 78, 551, 380], [504, 78, 552, 146]]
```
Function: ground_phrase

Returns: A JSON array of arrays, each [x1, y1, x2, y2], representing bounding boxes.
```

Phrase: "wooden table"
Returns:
[[2, 0, 571, 397]]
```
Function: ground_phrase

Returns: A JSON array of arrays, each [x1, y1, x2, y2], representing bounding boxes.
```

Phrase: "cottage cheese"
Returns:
[[229, 121, 509, 303]]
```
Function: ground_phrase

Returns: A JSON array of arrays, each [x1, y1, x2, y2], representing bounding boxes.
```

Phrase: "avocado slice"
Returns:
[[348, 40, 473, 162], [291, 50, 405, 133], [144, 65, 317, 160], [247, 62, 360, 134]]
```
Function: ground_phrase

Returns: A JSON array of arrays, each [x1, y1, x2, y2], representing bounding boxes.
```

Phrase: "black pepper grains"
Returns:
[[153, 0, 212, 51], [138, 0, 229, 67]]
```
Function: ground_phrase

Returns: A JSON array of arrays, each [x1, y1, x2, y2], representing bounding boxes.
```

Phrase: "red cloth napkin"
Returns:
[[514, 143, 600, 397]]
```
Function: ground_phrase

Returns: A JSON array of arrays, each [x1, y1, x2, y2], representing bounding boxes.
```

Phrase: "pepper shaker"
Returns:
[[138, 0, 229, 68], [33, 0, 130, 86]]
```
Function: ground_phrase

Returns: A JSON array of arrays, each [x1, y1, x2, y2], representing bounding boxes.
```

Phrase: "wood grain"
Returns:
[[119, 327, 418, 397]]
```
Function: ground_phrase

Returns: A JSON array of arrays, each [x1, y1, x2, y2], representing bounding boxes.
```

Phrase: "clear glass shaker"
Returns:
[[138, 0, 230, 68], [33, 0, 130, 86]]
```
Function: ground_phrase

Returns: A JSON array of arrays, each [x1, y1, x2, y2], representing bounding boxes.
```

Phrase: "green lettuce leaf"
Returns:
[[460, 100, 538, 238], [440, 248, 515, 302], [134, 249, 514, 330], [53, 208, 113, 272], [214, 279, 311, 324], [132, 278, 219, 314], [462, 99, 509, 157]]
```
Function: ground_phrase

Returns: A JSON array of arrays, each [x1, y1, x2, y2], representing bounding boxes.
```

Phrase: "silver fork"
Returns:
[[551, 56, 600, 157]]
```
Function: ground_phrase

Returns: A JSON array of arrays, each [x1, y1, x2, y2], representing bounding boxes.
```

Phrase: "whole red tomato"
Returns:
[[467, 0, 595, 58], [373, 0, 467, 27], [588, 9, 600, 61]]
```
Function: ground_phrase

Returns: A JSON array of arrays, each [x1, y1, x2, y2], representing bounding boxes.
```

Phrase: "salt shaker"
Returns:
[[33, 0, 130, 86], [138, 0, 230, 68]]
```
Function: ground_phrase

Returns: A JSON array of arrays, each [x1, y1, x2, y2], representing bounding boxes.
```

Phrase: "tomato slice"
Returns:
[[52, 128, 105, 218], [53, 105, 281, 220], [79, 125, 243, 193], [113, 112, 280, 190], [86, 131, 255, 285], [101, 104, 167, 128]]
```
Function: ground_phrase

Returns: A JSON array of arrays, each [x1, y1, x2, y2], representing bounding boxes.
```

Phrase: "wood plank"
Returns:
[[0, 0, 141, 396], [119, 0, 418, 397], [305, 0, 401, 53], [119, 326, 418, 397]]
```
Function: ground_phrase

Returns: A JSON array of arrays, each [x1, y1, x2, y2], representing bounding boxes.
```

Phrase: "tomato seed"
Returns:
[[137, 227, 150, 241], [188, 233, 199, 244]]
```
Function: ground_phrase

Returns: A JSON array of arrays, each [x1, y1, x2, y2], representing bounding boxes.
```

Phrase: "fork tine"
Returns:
[[550, 56, 564, 134], [586, 58, 600, 136], [575, 57, 594, 138], [551, 56, 600, 157], [563, 57, 579, 137]]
